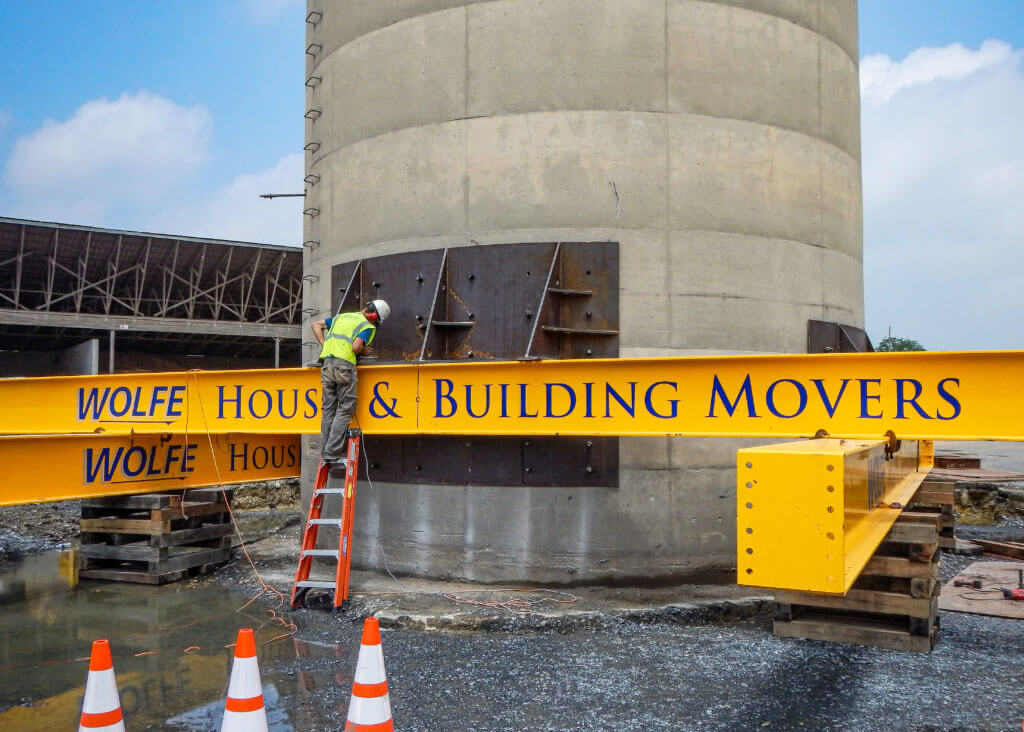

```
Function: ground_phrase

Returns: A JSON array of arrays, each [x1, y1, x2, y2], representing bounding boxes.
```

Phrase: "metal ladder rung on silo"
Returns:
[[289, 431, 361, 611]]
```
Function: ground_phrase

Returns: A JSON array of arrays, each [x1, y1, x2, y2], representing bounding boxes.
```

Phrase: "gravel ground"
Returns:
[[0, 500, 79, 562], [210, 582, 1022, 732]]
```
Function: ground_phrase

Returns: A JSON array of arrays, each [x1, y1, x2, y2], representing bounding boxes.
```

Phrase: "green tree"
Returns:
[[877, 336, 926, 352]]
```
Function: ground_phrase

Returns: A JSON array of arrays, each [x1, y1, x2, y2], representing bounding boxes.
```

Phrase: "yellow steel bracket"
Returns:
[[736, 437, 933, 595]]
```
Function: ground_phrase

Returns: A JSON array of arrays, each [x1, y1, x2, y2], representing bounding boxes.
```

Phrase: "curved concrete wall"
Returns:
[[303, 0, 863, 583]]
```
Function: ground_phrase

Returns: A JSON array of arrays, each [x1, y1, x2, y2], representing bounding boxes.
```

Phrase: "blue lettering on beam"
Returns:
[[936, 378, 961, 420], [218, 385, 243, 419], [545, 383, 576, 418], [435, 379, 456, 418], [499, 383, 510, 418], [369, 382, 401, 418], [707, 375, 759, 418], [895, 379, 932, 419], [277, 389, 299, 419], [249, 389, 273, 419], [83, 447, 123, 483], [131, 387, 147, 417], [812, 379, 850, 418], [519, 384, 538, 418], [602, 382, 634, 417], [149, 386, 168, 416], [583, 383, 595, 418], [122, 446, 148, 477], [78, 388, 110, 420], [465, 384, 491, 418], [81, 442, 201, 485], [766, 379, 808, 419], [162, 444, 183, 473], [645, 381, 679, 419], [858, 379, 883, 419], [182, 444, 197, 473], [303, 387, 319, 418], [109, 387, 133, 417], [167, 385, 186, 417], [230, 442, 247, 471]]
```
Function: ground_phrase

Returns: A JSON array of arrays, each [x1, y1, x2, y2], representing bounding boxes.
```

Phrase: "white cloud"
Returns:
[[3, 92, 211, 223], [242, 0, 303, 23], [153, 153, 304, 246], [862, 41, 1024, 350], [861, 40, 1014, 105]]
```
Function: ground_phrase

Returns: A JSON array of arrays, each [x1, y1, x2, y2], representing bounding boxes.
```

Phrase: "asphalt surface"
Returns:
[[256, 595, 1022, 732]]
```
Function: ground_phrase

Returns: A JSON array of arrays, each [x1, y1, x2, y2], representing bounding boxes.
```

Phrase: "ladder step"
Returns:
[[302, 549, 340, 558], [314, 488, 345, 495], [295, 580, 337, 589], [308, 519, 344, 526]]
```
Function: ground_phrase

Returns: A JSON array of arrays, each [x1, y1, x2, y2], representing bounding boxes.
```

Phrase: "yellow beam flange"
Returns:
[[0, 350, 1022, 440], [0, 433, 300, 507], [736, 438, 931, 595]]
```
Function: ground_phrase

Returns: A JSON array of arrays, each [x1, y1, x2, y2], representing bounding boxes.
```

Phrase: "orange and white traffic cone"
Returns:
[[222, 628, 268, 732], [345, 617, 394, 731], [78, 639, 125, 732]]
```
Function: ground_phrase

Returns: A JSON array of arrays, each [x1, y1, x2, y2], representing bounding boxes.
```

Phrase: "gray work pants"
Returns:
[[320, 357, 357, 461]]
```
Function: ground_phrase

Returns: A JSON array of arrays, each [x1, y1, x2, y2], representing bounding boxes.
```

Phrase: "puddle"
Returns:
[[0, 551, 358, 730]]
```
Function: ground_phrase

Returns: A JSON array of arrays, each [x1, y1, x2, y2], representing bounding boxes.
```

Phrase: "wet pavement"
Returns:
[[0, 547, 1022, 731]]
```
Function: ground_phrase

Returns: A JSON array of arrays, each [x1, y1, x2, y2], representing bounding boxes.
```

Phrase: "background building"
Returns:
[[302, 0, 864, 583], [0, 217, 302, 377]]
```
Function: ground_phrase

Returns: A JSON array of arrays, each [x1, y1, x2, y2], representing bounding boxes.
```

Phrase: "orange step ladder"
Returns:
[[290, 430, 361, 611]]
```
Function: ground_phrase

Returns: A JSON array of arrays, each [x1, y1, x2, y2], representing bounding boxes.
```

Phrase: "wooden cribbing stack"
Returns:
[[773, 479, 953, 652], [79, 488, 233, 584]]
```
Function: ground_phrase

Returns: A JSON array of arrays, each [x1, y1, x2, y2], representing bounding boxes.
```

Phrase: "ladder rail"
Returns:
[[289, 460, 331, 607], [290, 430, 362, 611], [335, 434, 361, 605]]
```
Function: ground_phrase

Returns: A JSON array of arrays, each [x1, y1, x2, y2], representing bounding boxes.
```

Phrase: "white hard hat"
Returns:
[[370, 299, 390, 324]]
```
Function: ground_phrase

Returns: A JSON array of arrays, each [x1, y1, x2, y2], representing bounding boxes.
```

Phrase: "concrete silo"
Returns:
[[301, 0, 863, 583]]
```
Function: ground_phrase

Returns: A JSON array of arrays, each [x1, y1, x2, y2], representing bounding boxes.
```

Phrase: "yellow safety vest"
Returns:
[[318, 312, 376, 364]]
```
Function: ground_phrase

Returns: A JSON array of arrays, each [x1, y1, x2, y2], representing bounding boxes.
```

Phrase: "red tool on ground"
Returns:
[[1001, 569, 1024, 601], [290, 430, 362, 611]]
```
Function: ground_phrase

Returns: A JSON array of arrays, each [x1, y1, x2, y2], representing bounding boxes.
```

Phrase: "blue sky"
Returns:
[[0, 1, 1021, 350]]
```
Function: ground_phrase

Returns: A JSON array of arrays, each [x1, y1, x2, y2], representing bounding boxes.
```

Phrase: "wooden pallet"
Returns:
[[773, 507, 941, 652], [79, 488, 234, 584]]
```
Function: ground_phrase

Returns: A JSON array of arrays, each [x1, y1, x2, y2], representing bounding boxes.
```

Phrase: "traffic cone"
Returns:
[[222, 628, 268, 732], [78, 639, 125, 732], [345, 617, 394, 731]]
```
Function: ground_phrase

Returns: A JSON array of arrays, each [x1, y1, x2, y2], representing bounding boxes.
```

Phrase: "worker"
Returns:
[[311, 299, 390, 464]]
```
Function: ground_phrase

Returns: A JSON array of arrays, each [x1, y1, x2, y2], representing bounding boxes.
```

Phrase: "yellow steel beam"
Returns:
[[0, 433, 300, 506], [1, 350, 1022, 440], [736, 438, 932, 595]]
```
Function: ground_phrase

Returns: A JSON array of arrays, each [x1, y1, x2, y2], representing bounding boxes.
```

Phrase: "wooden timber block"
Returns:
[[893, 511, 942, 530], [954, 539, 984, 556], [79, 558, 227, 586], [80, 502, 229, 535], [83, 493, 183, 510], [773, 614, 937, 652], [912, 480, 955, 506], [885, 522, 940, 545], [80, 547, 229, 584], [862, 555, 938, 580], [775, 589, 938, 619]]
